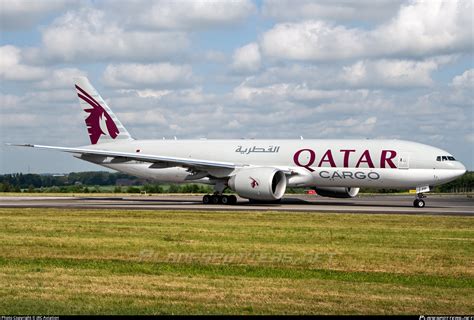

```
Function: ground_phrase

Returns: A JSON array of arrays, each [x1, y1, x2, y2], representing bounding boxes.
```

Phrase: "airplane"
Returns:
[[9, 77, 466, 208]]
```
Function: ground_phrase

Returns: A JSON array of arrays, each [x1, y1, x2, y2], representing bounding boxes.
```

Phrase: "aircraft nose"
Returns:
[[457, 161, 467, 176], [452, 161, 467, 178]]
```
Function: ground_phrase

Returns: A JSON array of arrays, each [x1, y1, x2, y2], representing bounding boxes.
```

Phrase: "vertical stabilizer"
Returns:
[[74, 77, 133, 145]]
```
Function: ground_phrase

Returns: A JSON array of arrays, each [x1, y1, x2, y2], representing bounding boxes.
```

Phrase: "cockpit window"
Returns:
[[436, 155, 456, 161]]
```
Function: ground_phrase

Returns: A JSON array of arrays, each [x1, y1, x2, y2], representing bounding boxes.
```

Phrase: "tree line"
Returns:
[[0, 171, 472, 193], [0, 172, 214, 194], [0, 172, 133, 192]]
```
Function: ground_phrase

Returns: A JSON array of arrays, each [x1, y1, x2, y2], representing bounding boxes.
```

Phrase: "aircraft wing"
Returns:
[[8, 144, 239, 171]]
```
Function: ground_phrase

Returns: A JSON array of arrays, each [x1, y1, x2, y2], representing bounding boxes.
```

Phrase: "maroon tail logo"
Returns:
[[75, 85, 119, 144], [249, 177, 259, 189]]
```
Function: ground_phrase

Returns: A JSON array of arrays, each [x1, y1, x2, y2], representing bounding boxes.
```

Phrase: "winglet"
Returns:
[[5, 143, 35, 147]]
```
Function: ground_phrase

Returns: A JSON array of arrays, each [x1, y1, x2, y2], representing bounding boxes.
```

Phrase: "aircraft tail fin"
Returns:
[[74, 77, 133, 145]]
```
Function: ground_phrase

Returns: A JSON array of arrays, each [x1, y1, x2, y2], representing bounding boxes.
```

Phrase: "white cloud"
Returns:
[[0, 0, 77, 30], [167, 87, 215, 105], [41, 8, 189, 62], [119, 111, 167, 126], [26, 90, 76, 103], [452, 68, 474, 89], [261, 21, 366, 61], [0, 113, 38, 125], [128, 0, 256, 30], [260, 0, 472, 61], [204, 50, 228, 63], [227, 119, 241, 129], [232, 43, 261, 73], [113, 87, 216, 110], [229, 57, 447, 89], [0, 93, 22, 109], [376, 0, 472, 56], [1, 0, 473, 172], [448, 68, 474, 107], [289, 86, 344, 102], [232, 79, 394, 114], [262, 0, 404, 23], [35, 68, 87, 89], [102, 63, 193, 88], [230, 64, 339, 90], [0, 45, 46, 81], [341, 59, 442, 87], [118, 89, 173, 99], [233, 82, 289, 102], [331, 116, 377, 135]]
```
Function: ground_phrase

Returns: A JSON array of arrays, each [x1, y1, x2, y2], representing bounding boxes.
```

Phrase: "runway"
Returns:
[[0, 194, 473, 216]]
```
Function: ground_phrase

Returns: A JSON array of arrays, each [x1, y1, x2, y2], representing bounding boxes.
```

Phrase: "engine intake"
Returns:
[[314, 187, 359, 198], [228, 167, 287, 201]]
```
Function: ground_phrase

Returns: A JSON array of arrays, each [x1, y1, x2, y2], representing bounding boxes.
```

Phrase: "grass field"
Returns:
[[0, 208, 472, 314]]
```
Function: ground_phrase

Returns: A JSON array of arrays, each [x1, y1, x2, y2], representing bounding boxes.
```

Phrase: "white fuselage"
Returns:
[[81, 139, 466, 189]]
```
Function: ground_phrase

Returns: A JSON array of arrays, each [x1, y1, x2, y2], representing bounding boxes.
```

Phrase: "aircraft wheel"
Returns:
[[228, 195, 237, 205], [203, 195, 211, 204], [221, 195, 229, 205], [211, 195, 220, 204], [413, 199, 425, 208]]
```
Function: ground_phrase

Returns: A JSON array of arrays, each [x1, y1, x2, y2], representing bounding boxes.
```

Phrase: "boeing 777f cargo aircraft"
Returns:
[[10, 77, 466, 207]]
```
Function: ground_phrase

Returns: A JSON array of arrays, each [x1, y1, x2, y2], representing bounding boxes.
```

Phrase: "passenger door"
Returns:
[[398, 152, 410, 169]]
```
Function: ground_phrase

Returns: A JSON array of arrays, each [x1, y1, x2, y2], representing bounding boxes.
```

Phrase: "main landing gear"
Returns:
[[202, 194, 237, 205], [413, 193, 426, 208], [203, 181, 237, 205]]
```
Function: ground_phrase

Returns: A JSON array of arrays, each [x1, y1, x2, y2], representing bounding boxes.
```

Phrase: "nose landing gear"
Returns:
[[413, 193, 426, 208], [413, 186, 430, 208]]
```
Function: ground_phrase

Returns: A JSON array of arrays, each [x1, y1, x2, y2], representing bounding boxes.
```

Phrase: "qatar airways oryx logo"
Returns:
[[249, 177, 259, 189], [76, 85, 119, 144]]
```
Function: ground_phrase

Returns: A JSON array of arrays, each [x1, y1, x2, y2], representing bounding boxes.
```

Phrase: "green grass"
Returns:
[[0, 208, 473, 314]]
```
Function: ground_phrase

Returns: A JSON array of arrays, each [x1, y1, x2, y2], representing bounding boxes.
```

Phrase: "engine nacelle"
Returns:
[[228, 167, 287, 201], [314, 187, 360, 198]]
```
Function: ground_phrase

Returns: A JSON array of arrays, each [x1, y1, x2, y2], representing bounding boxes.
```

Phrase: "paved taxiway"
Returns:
[[0, 194, 472, 216]]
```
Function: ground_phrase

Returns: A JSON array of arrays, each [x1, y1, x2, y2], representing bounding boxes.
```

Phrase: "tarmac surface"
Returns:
[[0, 194, 473, 216]]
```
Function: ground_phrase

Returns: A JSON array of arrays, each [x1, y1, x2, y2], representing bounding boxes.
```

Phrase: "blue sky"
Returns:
[[0, 0, 473, 173]]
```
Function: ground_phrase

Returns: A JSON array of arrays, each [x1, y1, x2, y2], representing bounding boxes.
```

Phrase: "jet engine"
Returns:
[[314, 187, 360, 198], [228, 167, 287, 201]]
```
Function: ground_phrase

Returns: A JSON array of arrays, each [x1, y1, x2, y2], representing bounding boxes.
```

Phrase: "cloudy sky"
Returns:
[[0, 0, 473, 173]]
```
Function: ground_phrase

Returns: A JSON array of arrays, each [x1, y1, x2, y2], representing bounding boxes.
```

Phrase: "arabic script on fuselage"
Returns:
[[235, 145, 281, 154]]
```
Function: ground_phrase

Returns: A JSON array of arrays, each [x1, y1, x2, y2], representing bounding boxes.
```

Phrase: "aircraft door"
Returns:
[[398, 152, 410, 169]]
